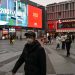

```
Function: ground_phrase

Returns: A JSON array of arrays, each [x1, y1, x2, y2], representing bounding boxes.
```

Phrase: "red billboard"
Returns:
[[28, 5, 42, 28]]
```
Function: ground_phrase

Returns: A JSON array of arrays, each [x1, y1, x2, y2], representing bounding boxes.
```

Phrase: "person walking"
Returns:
[[56, 35, 61, 50], [48, 34, 51, 44], [11, 31, 46, 75], [10, 36, 13, 44], [72, 34, 75, 43], [65, 35, 72, 57], [61, 34, 66, 50]]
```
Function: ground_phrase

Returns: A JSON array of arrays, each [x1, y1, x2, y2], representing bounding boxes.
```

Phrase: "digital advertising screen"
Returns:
[[56, 21, 75, 32], [57, 22, 75, 29], [28, 5, 42, 28], [0, 0, 27, 27]]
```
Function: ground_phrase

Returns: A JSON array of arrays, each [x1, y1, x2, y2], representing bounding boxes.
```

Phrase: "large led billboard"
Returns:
[[0, 0, 27, 27], [28, 5, 42, 28]]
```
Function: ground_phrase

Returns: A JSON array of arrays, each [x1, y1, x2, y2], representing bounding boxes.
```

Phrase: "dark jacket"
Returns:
[[65, 36, 72, 49], [48, 35, 51, 40], [12, 40, 46, 75]]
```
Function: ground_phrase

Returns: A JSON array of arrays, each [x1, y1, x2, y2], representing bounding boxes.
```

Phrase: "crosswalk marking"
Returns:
[[0, 40, 75, 75], [0, 51, 22, 63], [5, 72, 23, 75], [0, 50, 8, 54], [0, 59, 17, 72], [48, 53, 75, 74], [45, 46, 75, 74]]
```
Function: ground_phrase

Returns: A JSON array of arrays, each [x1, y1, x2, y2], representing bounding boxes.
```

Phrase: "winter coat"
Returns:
[[61, 35, 67, 42], [56, 36, 61, 44], [12, 40, 46, 75], [65, 36, 72, 49], [48, 35, 51, 40]]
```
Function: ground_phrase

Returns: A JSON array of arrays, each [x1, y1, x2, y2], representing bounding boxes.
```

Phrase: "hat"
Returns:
[[25, 31, 36, 38]]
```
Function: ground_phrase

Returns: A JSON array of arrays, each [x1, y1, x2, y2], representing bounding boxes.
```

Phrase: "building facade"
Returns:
[[0, 0, 46, 39], [46, 0, 75, 32]]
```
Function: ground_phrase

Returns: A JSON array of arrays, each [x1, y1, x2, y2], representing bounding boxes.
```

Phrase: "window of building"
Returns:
[[58, 12, 61, 18], [60, 5, 62, 11], [49, 14, 50, 19], [56, 5, 58, 11], [58, 5, 60, 11], [47, 7, 49, 13], [72, 2, 74, 10], [47, 14, 49, 20], [70, 2, 74, 10], [65, 3, 69, 10], [63, 4, 65, 10], [56, 12, 58, 19], [49, 7, 51, 13], [74, 3, 75, 10], [52, 6, 55, 12]]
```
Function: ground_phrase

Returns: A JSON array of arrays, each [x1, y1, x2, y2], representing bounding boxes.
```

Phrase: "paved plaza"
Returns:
[[0, 39, 75, 75]]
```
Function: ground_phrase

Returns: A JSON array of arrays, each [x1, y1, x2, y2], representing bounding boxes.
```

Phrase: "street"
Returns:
[[0, 40, 75, 75]]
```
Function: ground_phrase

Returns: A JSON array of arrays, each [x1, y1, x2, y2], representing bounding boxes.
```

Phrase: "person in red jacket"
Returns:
[[11, 31, 46, 75]]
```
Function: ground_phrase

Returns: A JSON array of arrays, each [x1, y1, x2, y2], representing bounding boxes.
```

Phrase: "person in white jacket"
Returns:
[[56, 35, 61, 50], [61, 34, 67, 50]]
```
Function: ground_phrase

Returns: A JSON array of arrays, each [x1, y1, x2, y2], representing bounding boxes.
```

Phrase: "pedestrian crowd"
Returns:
[[41, 33, 75, 57], [56, 33, 75, 57]]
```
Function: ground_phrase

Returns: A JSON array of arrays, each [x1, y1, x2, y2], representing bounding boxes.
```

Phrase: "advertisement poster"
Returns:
[[0, 0, 27, 27], [28, 5, 42, 28]]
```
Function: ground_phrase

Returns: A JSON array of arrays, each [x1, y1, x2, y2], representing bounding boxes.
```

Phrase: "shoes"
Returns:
[[66, 55, 70, 57], [66, 55, 68, 57]]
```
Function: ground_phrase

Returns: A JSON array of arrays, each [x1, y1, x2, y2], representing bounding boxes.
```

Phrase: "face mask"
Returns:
[[27, 38, 33, 44]]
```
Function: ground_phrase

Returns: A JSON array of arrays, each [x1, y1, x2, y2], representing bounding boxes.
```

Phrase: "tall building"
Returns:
[[46, 0, 75, 32]]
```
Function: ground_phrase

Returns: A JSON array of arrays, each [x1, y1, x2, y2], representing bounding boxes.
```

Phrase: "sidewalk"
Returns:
[[45, 45, 75, 74], [38, 39, 75, 74], [0, 40, 75, 75]]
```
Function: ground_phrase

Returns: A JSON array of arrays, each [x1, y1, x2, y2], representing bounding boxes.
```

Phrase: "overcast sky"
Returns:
[[30, 0, 69, 6]]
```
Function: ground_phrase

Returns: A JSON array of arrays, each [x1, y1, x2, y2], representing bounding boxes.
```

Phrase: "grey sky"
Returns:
[[30, 0, 69, 6]]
